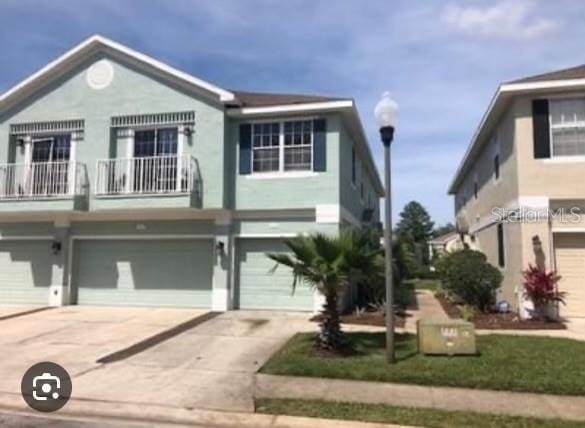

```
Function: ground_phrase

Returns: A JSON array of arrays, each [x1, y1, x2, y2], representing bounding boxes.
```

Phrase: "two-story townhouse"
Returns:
[[449, 64, 585, 323], [0, 35, 382, 312]]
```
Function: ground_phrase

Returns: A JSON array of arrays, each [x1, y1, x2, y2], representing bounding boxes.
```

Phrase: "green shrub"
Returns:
[[433, 283, 446, 299], [461, 304, 477, 321], [435, 250, 503, 312], [415, 268, 438, 280]]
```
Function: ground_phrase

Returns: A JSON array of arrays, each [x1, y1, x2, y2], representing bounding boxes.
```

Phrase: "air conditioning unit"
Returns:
[[417, 319, 477, 356]]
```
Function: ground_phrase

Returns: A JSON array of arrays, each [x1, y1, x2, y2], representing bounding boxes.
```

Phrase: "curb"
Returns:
[[0, 392, 408, 428], [254, 373, 585, 422]]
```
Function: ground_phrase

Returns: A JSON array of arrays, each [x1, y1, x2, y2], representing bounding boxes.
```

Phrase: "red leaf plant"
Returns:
[[522, 264, 565, 321]]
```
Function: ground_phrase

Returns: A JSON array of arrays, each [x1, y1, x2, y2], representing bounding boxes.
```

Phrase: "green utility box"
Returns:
[[417, 319, 477, 356]]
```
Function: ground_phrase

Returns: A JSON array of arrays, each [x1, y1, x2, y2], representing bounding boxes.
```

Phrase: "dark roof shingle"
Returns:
[[229, 90, 348, 107], [510, 64, 585, 84]]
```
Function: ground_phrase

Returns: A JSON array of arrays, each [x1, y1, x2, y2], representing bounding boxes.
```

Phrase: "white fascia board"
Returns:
[[0, 34, 235, 110], [93, 35, 235, 102], [227, 100, 354, 116], [0, 36, 97, 105], [501, 78, 585, 93]]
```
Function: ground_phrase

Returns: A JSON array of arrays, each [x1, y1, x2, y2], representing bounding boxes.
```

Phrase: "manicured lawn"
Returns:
[[261, 332, 585, 396], [256, 399, 584, 428], [404, 278, 441, 290]]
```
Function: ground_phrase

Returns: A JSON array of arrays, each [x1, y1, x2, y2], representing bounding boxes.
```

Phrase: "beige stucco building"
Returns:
[[449, 64, 585, 322]]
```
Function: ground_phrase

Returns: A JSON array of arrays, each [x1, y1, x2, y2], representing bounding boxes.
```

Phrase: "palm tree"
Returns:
[[267, 230, 383, 351]]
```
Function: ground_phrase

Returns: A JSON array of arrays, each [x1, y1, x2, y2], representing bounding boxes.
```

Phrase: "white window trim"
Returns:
[[27, 134, 76, 164], [130, 125, 181, 157], [249, 119, 317, 176], [28, 134, 77, 195], [245, 171, 319, 180], [548, 97, 585, 159], [542, 155, 585, 164]]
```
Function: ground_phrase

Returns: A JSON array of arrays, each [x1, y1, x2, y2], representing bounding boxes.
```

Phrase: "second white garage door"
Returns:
[[73, 239, 213, 308], [236, 239, 314, 311], [554, 233, 585, 318]]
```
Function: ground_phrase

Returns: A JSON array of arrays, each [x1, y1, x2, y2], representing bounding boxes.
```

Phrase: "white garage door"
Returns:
[[236, 239, 314, 311], [554, 234, 585, 318], [0, 240, 53, 305], [73, 239, 213, 308]]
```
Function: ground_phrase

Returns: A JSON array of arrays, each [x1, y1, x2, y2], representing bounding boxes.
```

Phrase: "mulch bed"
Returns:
[[310, 311, 406, 329], [435, 294, 566, 330]]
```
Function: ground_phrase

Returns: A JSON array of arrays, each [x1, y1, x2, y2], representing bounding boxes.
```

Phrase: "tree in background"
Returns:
[[396, 201, 435, 243], [395, 201, 435, 272]]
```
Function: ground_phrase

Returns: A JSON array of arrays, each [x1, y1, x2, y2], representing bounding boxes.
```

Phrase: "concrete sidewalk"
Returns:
[[255, 374, 585, 422], [404, 290, 585, 341], [0, 392, 410, 428]]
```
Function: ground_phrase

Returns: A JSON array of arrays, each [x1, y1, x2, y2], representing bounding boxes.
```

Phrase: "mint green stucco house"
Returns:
[[0, 35, 382, 311]]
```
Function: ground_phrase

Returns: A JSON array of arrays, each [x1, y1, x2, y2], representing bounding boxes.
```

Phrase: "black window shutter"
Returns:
[[497, 223, 505, 268], [239, 124, 252, 175], [313, 119, 327, 172], [532, 99, 551, 159]]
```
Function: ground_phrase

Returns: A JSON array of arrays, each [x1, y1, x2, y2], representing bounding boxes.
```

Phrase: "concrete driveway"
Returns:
[[0, 307, 314, 414], [73, 311, 314, 412], [0, 306, 207, 398]]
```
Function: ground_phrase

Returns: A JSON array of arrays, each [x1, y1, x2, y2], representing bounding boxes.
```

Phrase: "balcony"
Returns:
[[94, 155, 202, 210], [0, 161, 88, 212]]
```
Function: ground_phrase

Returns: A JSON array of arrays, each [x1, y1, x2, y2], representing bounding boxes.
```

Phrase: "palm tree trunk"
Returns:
[[317, 288, 346, 350]]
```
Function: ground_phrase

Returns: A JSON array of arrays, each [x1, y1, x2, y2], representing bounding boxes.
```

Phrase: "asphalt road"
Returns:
[[0, 412, 203, 428]]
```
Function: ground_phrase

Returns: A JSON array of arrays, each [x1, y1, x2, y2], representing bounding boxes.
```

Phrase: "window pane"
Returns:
[[253, 148, 279, 172], [550, 98, 585, 157], [156, 127, 178, 155], [284, 146, 311, 171], [52, 134, 71, 161], [552, 127, 585, 156], [134, 130, 156, 157]]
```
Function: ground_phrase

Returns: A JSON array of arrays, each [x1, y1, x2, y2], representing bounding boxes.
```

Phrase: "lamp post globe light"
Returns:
[[374, 91, 398, 364]]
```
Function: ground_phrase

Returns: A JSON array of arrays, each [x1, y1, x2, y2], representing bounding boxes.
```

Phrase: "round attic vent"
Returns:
[[86, 60, 114, 90]]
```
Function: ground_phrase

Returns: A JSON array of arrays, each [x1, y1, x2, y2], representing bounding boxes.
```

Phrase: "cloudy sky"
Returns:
[[0, 0, 581, 225]]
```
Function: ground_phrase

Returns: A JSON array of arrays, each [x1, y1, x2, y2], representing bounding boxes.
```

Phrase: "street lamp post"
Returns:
[[374, 92, 398, 364]]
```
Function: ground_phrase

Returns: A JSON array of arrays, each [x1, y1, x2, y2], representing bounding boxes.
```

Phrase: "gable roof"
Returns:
[[448, 64, 585, 194], [0, 35, 235, 113], [0, 35, 383, 196], [509, 63, 585, 84], [230, 90, 347, 107]]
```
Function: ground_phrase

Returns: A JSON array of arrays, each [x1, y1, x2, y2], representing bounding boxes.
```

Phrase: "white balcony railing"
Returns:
[[96, 155, 201, 196], [0, 161, 80, 199]]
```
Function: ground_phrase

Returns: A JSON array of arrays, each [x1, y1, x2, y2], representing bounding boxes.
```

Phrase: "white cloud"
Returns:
[[441, 0, 558, 40]]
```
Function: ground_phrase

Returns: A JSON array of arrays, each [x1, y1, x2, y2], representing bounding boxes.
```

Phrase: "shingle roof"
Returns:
[[510, 64, 585, 84], [230, 90, 348, 107]]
